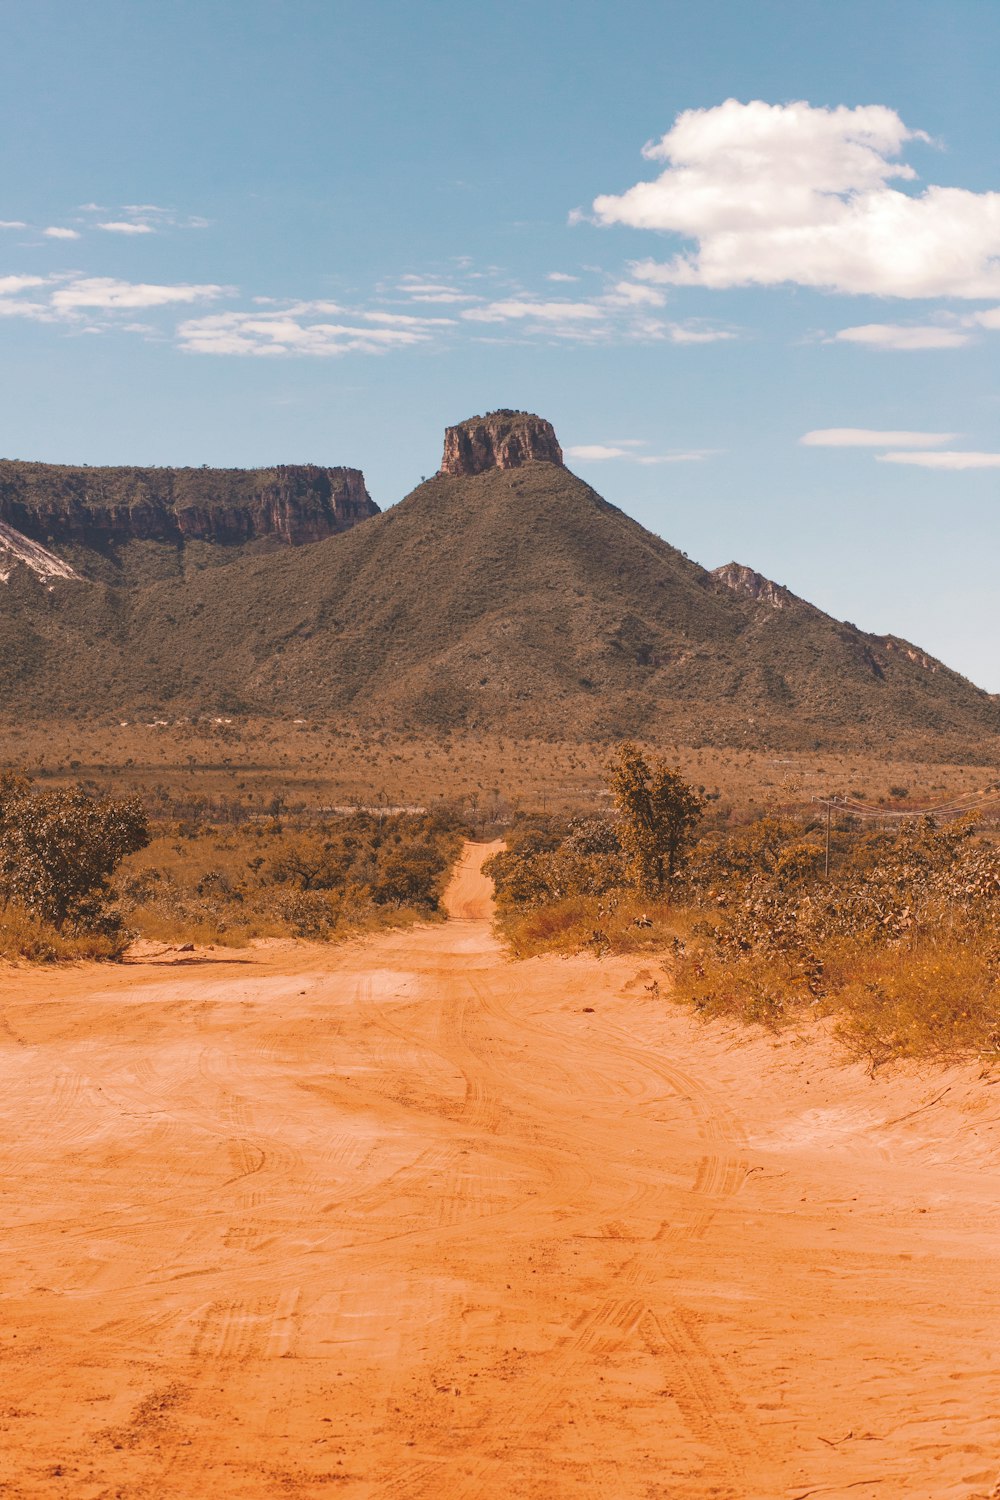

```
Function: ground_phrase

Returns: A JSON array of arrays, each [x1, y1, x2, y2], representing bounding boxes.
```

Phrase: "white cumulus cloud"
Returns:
[[801, 428, 956, 447], [833, 323, 971, 350], [43, 226, 80, 240], [591, 99, 1000, 298]]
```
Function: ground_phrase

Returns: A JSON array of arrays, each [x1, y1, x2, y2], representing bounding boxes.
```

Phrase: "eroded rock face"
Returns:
[[710, 562, 794, 611], [0, 519, 81, 584], [440, 410, 563, 477], [0, 462, 379, 551]]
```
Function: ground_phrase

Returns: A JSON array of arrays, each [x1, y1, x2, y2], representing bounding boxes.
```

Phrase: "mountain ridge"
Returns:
[[0, 412, 996, 751], [0, 459, 379, 585]]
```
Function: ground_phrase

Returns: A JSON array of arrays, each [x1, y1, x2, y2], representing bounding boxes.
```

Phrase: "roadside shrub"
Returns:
[[0, 773, 149, 952], [118, 807, 462, 950]]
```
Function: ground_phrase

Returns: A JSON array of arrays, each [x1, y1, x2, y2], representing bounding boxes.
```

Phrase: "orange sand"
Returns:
[[1, 842, 998, 1497]]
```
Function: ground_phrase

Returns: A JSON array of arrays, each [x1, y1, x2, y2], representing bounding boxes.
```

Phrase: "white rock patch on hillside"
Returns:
[[0, 520, 81, 585]]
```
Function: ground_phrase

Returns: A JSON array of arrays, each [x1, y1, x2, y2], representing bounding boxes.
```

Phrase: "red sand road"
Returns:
[[1, 840, 1000, 1498]]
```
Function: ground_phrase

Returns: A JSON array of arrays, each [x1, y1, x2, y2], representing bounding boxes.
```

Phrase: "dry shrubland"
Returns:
[[0, 772, 463, 962], [4, 716, 999, 822], [488, 749, 1000, 1067]]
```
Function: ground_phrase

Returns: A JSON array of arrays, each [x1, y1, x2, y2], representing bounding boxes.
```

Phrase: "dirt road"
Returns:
[[2, 841, 999, 1498]]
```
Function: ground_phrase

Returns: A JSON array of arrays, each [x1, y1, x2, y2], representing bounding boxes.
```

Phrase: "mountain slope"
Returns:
[[2, 431, 997, 750]]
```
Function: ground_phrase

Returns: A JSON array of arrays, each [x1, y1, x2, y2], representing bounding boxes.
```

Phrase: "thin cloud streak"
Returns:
[[878, 451, 1000, 470], [833, 323, 971, 350], [801, 428, 956, 447]]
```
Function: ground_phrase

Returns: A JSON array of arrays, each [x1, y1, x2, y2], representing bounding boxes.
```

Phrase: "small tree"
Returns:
[[0, 780, 149, 932], [606, 742, 706, 895]]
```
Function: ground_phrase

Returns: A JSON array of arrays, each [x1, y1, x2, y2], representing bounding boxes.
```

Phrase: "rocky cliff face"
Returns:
[[440, 410, 563, 477], [710, 562, 794, 611], [0, 461, 379, 551]]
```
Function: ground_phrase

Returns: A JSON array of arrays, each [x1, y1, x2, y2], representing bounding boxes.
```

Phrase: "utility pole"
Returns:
[[825, 798, 832, 878]]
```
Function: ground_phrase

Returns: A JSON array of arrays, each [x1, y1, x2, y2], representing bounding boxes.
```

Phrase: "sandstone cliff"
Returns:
[[440, 410, 563, 477], [0, 461, 379, 551]]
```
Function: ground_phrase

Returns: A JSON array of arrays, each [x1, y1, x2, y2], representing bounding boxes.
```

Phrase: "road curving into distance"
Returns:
[[2, 840, 999, 1497]]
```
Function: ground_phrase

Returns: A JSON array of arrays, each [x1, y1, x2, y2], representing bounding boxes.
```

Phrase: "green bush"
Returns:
[[0, 773, 149, 946]]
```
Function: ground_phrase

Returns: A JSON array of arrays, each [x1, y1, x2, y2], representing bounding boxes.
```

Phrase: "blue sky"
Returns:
[[2, 0, 1000, 688]]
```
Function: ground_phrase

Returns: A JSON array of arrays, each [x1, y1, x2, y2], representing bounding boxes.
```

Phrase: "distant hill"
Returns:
[[1, 410, 997, 752]]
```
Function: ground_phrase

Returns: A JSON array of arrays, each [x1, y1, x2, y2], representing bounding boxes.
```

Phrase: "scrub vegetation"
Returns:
[[488, 744, 1000, 1066], [0, 771, 462, 962]]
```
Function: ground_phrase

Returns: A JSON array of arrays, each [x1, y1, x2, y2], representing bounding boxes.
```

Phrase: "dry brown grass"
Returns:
[[673, 933, 1000, 1068], [0, 906, 128, 963], [3, 717, 998, 824], [495, 890, 690, 961]]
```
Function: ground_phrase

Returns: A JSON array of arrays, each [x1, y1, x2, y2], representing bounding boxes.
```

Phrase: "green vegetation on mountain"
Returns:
[[1, 424, 997, 752]]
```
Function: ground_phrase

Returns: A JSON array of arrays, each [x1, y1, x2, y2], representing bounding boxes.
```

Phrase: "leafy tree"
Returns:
[[269, 832, 359, 891], [0, 779, 149, 931], [605, 742, 706, 894], [371, 842, 445, 906]]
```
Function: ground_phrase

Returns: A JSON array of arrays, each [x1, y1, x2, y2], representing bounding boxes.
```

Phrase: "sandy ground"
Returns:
[[2, 842, 999, 1499]]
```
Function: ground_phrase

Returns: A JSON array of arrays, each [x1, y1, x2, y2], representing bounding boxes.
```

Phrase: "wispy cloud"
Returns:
[[878, 450, 1000, 470], [0, 298, 53, 321], [462, 298, 606, 325], [566, 441, 714, 464], [591, 99, 1000, 299], [98, 220, 155, 235], [176, 302, 439, 357], [50, 277, 226, 311], [801, 428, 956, 447], [0, 249, 742, 360], [603, 280, 666, 308], [566, 443, 636, 460], [0, 219, 27, 230], [389, 263, 741, 348], [832, 323, 971, 350], [666, 322, 737, 344], [0, 275, 48, 295], [395, 275, 479, 304]]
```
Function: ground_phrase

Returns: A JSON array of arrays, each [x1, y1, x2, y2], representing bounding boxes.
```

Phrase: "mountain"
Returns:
[[0, 459, 378, 586], [1, 410, 997, 751]]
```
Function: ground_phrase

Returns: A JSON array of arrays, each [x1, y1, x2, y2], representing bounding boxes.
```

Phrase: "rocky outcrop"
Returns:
[[440, 410, 563, 477], [0, 461, 379, 551], [710, 562, 794, 611], [0, 519, 81, 584]]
